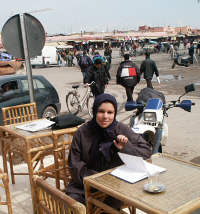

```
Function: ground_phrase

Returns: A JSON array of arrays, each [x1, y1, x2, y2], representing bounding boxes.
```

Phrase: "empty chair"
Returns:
[[37, 127, 79, 189], [2, 102, 38, 125], [33, 176, 86, 214]]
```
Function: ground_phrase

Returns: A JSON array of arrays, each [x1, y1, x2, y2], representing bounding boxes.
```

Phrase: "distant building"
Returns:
[[138, 25, 149, 32], [192, 29, 200, 35], [139, 25, 175, 33], [175, 26, 192, 35], [149, 27, 164, 32]]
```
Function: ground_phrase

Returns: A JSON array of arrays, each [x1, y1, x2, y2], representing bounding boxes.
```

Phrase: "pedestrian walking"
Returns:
[[140, 52, 160, 89], [84, 58, 109, 97], [188, 42, 194, 64], [116, 54, 140, 102], [93, 52, 111, 80], [57, 50, 62, 66], [78, 50, 92, 82]]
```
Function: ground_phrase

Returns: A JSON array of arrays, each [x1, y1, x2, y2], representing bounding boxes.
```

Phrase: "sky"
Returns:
[[0, 0, 200, 34]]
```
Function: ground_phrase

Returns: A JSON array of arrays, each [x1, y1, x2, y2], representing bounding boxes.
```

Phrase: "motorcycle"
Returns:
[[125, 84, 195, 154], [129, 48, 136, 57], [172, 53, 192, 69]]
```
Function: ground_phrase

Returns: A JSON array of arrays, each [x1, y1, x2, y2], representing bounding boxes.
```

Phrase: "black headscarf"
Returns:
[[88, 93, 119, 171]]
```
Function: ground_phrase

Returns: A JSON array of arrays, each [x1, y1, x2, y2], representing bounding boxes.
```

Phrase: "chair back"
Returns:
[[33, 176, 86, 214], [2, 102, 38, 125]]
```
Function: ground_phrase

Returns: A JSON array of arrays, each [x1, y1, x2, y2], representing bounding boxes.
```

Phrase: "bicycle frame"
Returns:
[[74, 86, 92, 112]]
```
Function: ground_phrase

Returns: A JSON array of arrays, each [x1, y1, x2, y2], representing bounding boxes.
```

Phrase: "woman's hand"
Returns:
[[113, 135, 128, 150]]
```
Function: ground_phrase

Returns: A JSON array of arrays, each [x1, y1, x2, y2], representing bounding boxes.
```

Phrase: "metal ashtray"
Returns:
[[144, 183, 166, 193]]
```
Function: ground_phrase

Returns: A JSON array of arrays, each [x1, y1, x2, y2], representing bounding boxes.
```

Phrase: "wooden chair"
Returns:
[[1, 102, 53, 184], [0, 168, 13, 214], [2, 102, 38, 125], [33, 176, 86, 214], [37, 127, 79, 190]]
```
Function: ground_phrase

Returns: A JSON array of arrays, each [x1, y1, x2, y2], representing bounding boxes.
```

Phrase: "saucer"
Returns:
[[144, 183, 166, 193]]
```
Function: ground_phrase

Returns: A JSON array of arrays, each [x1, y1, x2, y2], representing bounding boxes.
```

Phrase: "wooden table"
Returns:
[[84, 154, 200, 214], [0, 122, 54, 213], [0, 121, 78, 213]]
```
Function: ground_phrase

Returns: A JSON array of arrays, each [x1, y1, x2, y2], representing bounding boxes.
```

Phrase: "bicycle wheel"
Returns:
[[87, 94, 94, 118], [66, 92, 80, 115]]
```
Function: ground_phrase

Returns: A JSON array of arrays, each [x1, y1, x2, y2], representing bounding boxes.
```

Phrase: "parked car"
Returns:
[[0, 74, 61, 125]]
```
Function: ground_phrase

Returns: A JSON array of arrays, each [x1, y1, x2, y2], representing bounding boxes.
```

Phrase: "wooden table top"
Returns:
[[0, 120, 79, 141], [0, 120, 53, 140], [84, 154, 200, 214]]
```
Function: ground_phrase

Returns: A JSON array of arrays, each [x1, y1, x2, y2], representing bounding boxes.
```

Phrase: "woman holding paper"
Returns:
[[66, 93, 152, 206]]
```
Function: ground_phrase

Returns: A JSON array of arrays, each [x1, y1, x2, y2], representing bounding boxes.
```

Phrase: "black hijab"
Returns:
[[89, 93, 118, 138], [88, 93, 119, 171]]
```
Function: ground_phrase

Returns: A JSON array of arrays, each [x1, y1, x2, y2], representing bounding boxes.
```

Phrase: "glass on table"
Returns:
[[144, 172, 166, 193], [147, 172, 160, 191]]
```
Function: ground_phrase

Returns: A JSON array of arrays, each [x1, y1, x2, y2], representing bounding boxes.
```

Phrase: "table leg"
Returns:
[[8, 149, 15, 184], [26, 139, 37, 214], [1, 136, 9, 176], [84, 182, 93, 214], [130, 206, 136, 214]]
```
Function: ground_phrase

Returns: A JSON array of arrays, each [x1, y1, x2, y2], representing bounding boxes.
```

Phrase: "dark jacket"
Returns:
[[116, 60, 140, 87], [78, 55, 92, 72], [84, 64, 109, 95], [66, 122, 151, 196], [189, 45, 194, 56], [140, 57, 159, 80]]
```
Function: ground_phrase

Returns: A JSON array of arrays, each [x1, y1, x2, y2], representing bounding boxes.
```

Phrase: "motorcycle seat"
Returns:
[[72, 85, 79, 89]]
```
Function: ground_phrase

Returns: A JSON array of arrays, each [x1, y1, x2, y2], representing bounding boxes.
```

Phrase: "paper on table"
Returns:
[[15, 119, 55, 132], [110, 153, 166, 183]]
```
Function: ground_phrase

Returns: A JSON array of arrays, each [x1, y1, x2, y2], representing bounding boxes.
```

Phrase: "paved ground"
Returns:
[[1, 51, 200, 213]]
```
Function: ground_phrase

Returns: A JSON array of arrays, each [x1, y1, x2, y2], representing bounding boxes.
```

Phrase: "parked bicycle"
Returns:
[[66, 81, 95, 117]]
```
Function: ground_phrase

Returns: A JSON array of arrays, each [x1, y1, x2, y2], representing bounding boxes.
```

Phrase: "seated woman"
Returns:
[[66, 93, 152, 206]]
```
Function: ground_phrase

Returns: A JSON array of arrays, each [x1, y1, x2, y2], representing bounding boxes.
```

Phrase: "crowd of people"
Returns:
[[75, 43, 160, 102], [74, 37, 200, 102]]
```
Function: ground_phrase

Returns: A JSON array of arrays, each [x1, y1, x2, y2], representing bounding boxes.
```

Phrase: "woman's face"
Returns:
[[96, 102, 115, 128]]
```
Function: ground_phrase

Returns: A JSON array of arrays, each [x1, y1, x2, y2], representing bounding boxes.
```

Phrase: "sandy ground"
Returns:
[[0, 51, 200, 214]]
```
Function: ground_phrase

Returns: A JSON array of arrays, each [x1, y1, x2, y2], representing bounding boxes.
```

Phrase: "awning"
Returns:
[[56, 45, 73, 49]]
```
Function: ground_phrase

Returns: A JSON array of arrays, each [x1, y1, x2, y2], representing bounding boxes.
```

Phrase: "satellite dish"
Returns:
[[1, 13, 45, 58]]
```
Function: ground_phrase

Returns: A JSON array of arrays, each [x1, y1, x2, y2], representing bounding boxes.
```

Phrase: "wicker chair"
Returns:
[[0, 168, 13, 214], [2, 102, 38, 125], [1, 102, 53, 184], [33, 176, 86, 214], [37, 127, 78, 190]]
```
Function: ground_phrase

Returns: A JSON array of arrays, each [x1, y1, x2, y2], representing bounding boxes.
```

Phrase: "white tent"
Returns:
[[56, 44, 73, 49]]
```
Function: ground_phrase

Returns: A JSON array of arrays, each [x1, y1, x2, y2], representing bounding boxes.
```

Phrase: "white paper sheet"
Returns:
[[110, 153, 166, 183], [15, 119, 55, 132]]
